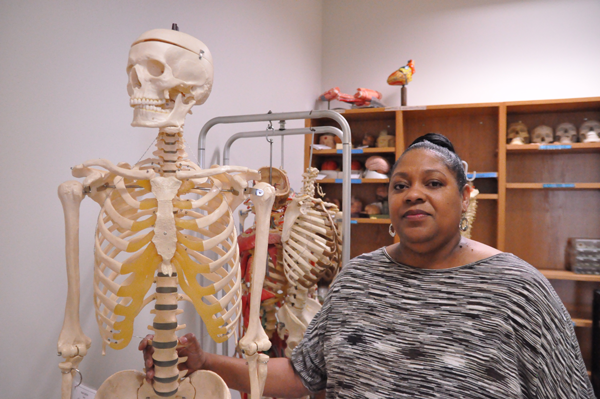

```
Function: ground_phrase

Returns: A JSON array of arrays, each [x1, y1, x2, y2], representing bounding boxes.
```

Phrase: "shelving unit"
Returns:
[[305, 96, 600, 370]]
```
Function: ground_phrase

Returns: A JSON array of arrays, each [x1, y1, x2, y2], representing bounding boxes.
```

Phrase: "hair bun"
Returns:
[[410, 133, 456, 154]]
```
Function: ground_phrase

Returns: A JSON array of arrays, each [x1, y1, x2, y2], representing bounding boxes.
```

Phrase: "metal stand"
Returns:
[[198, 110, 352, 267]]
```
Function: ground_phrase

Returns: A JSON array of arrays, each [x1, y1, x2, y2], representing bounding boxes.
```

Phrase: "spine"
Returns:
[[151, 272, 180, 397]]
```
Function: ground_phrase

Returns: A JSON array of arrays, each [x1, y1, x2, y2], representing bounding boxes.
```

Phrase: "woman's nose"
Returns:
[[404, 185, 425, 202]]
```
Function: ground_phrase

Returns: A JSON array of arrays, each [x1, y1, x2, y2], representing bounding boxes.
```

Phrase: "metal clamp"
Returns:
[[61, 368, 83, 388], [244, 187, 264, 197]]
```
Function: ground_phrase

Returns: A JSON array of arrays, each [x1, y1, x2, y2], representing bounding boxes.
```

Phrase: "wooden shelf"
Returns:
[[305, 97, 600, 368], [540, 269, 600, 282], [507, 142, 600, 153], [352, 218, 391, 224], [476, 193, 498, 200], [572, 318, 594, 328], [506, 183, 600, 189]]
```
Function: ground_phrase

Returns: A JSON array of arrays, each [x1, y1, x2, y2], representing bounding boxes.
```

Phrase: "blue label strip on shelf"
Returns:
[[351, 220, 358, 224], [467, 172, 498, 179], [543, 183, 575, 188], [335, 178, 362, 184], [539, 144, 572, 150], [336, 148, 364, 154]]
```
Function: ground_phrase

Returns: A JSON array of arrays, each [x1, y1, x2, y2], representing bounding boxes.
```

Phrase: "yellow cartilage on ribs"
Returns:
[[173, 250, 227, 342], [135, 179, 152, 192], [174, 244, 211, 274], [110, 243, 162, 350], [126, 231, 155, 252], [139, 198, 158, 210], [176, 231, 204, 252], [177, 179, 195, 195], [173, 199, 192, 209], [131, 214, 156, 232]]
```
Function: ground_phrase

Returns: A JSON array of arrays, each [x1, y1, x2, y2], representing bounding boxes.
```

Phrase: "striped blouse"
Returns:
[[291, 248, 595, 398]]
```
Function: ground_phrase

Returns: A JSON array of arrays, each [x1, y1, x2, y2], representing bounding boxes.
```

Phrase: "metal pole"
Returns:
[[222, 127, 343, 165]]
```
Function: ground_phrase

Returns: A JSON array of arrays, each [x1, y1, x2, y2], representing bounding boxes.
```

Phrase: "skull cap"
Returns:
[[131, 29, 213, 65]]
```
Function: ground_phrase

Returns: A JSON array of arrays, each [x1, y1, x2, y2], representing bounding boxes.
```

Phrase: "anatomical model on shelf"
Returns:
[[506, 121, 529, 144], [57, 28, 275, 399], [278, 167, 343, 358], [364, 155, 390, 179], [387, 59, 415, 106], [579, 120, 600, 143], [554, 122, 578, 144], [531, 125, 554, 144], [319, 87, 384, 108]]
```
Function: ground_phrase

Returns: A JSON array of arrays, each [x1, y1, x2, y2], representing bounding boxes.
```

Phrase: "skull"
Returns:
[[579, 120, 600, 143], [554, 122, 578, 144], [531, 125, 554, 144], [126, 29, 213, 132], [507, 122, 529, 144]]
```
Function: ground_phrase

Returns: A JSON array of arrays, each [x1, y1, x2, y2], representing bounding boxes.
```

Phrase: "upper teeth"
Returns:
[[130, 97, 165, 106]]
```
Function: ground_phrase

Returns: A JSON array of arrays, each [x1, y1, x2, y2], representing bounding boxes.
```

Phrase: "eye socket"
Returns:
[[147, 59, 165, 77]]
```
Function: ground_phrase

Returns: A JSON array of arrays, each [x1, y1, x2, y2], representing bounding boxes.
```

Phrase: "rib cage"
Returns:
[[93, 162, 242, 353], [281, 168, 342, 290]]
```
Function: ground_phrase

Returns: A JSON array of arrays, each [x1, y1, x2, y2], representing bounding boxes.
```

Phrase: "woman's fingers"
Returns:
[[139, 334, 155, 382], [176, 333, 206, 373]]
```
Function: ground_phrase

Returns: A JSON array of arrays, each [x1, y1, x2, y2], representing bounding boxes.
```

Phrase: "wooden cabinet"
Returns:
[[305, 97, 600, 370]]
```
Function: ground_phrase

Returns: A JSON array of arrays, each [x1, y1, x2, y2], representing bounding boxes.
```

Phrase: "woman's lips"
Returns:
[[403, 209, 429, 220]]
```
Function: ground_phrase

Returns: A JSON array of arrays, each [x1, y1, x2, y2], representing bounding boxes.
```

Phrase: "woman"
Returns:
[[141, 133, 594, 398]]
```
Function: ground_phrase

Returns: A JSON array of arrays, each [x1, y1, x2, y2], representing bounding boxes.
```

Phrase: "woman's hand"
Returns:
[[176, 333, 207, 374], [138, 334, 155, 382], [138, 333, 208, 382]]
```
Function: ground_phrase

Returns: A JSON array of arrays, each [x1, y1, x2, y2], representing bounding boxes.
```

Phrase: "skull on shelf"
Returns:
[[507, 122, 529, 144], [579, 120, 600, 143], [126, 29, 214, 132], [531, 125, 554, 144], [554, 122, 578, 144]]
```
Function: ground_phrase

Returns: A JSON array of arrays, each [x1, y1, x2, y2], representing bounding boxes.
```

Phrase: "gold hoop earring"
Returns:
[[389, 224, 396, 237], [459, 215, 469, 232]]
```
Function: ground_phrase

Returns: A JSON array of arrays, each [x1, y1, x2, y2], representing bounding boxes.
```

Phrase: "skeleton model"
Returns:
[[277, 167, 342, 358], [531, 125, 554, 144], [57, 28, 275, 399], [554, 122, 578, 144], [507, 121, 529, 145], [579, 120, 600, 143]]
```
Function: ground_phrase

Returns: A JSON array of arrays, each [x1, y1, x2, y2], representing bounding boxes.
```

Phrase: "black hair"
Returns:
[[390, 133, 468, 191]]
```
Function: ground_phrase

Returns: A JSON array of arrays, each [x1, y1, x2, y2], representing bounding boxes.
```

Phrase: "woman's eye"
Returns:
[[428, 181, 443, 187], [394, 183, 408, 190]]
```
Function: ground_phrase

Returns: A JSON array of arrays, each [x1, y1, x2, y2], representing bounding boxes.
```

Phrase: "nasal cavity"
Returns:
[[130, 66, 141, 89]]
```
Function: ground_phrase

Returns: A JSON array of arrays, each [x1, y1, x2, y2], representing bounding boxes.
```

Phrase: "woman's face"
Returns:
[[389, 149, 469, 247]]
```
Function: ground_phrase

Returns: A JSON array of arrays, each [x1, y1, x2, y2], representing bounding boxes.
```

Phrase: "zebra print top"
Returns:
[[291, 248, 595, 398]]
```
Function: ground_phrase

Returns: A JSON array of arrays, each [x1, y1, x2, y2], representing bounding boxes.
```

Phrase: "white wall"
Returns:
[[0, 1, 321, 398], [1, 1, 600, 398], [321, 0, 600, 108]]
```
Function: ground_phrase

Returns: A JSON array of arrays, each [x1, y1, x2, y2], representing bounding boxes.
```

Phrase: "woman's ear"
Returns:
[[461, 184, 473, 213]]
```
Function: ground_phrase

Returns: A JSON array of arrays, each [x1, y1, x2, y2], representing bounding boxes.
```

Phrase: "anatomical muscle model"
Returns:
[[57, 28, 275, 399]]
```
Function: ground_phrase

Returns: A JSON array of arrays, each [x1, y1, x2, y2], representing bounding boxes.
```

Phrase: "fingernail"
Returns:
[[180, 336, 188, 344], [146, 359, 152, 368]]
